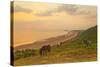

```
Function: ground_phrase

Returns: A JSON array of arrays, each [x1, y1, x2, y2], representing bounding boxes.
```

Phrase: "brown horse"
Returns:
[[40, 45, 51, 56]]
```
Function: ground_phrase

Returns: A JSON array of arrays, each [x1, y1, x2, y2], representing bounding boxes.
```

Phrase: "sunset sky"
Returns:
[[12, 1, 97, 46]]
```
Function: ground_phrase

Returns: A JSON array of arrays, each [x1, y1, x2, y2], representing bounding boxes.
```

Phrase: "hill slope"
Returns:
[[78, 25, 97, 43], [14, 26, 97, 66], [66, 25, 97, 48]]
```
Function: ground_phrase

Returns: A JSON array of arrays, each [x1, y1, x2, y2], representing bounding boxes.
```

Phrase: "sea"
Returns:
[[14, 30, 68, 47]]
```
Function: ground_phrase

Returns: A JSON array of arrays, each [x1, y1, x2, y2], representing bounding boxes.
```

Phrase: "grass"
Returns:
[[14, 42, 97, 66], [14, 26, 97, 66]]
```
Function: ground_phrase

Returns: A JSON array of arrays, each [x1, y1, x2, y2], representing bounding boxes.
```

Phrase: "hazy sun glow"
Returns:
[[12, 1, 97, 47]]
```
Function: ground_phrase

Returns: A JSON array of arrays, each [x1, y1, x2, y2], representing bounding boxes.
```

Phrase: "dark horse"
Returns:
[[40, 45, 51, 56], [83, 39, 91, 47]]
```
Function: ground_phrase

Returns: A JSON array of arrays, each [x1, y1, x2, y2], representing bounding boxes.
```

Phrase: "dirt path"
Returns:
[[14, 31, 79, 50]]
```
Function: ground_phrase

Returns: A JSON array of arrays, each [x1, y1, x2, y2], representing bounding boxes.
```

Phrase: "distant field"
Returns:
[[14, 26, 97, 66]]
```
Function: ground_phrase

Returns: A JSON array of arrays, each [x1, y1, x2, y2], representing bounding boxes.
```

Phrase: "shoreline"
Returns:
[[14, 31, 69, 47], [14, 31, 79, 50]]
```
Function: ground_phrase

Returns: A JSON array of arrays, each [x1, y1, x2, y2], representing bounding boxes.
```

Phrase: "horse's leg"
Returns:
[[40, 50, 42, 56], [42, 51, 44, 56], [43, 50, 45, 56], [45, 50, 47, 56]]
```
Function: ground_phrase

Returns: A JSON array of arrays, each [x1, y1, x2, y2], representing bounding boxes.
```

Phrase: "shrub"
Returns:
[[14, 49, 36, 60]]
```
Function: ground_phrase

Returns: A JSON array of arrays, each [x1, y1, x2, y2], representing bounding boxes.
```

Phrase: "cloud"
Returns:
[[57, 5, 79, 15], [34, 4, 80, 16], [57, 4, 97, 16], [35, 4, 96, 17], [35, 11, 53, 16], [14, 6, 32, 13]]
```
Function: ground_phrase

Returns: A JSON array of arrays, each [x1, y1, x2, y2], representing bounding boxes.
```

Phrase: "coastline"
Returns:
[[14, 31, 69, 47], [14, 31, 79, 51]]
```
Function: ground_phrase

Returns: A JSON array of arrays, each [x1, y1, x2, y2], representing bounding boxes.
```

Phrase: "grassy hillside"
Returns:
[[77, 26, 97, 43], [14, 26, 97, 66]]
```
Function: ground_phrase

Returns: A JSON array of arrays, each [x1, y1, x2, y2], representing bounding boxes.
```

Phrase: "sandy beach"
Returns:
[[14, 31, 79, 50]]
